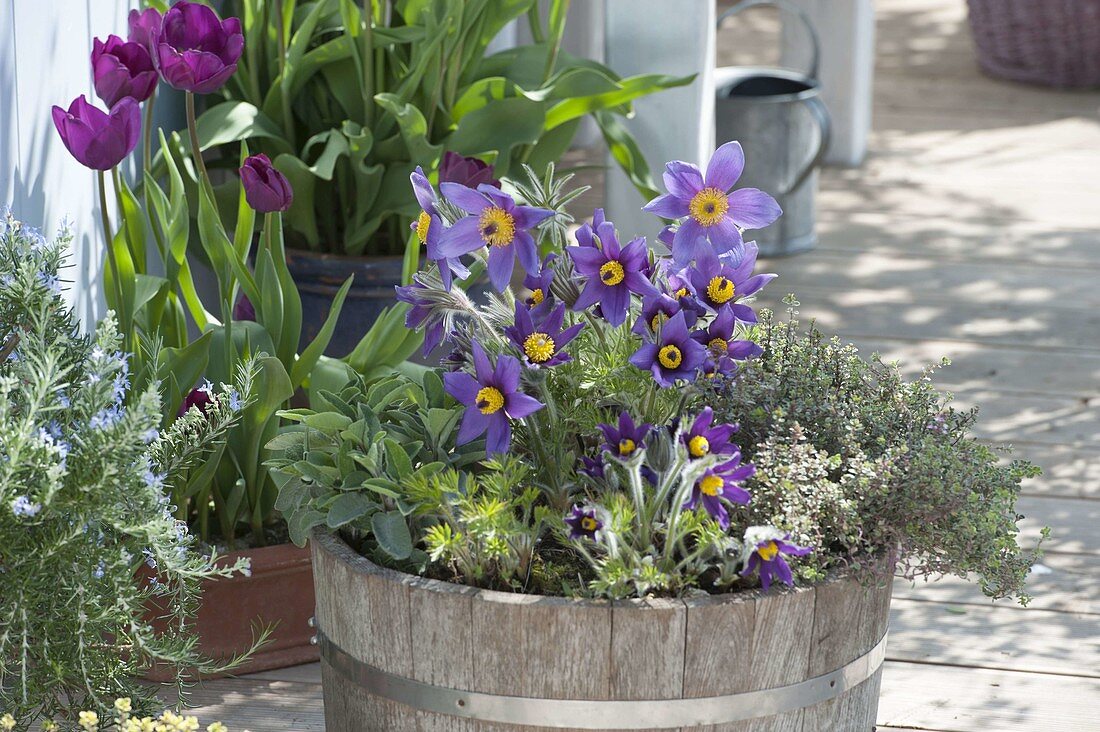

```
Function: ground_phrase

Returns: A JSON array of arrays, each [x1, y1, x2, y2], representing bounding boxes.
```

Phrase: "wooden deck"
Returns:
[[184, 0, 1100, 728]]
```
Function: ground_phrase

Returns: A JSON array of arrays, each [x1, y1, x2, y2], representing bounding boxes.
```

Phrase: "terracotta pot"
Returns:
[[146, 542, 318, 680]]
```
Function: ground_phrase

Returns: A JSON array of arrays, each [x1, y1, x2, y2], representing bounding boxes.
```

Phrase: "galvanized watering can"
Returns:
[[715, 0, 832, 256]]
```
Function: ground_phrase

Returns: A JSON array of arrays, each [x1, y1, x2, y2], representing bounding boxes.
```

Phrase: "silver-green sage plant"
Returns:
[[0, 213, 259, 726]]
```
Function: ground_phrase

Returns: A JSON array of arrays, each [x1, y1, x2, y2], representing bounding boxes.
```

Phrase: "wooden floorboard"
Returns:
[[187, 0, 1100, 729]]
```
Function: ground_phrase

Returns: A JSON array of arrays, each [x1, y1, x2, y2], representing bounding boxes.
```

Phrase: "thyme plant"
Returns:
[[0, 214, 255, 727]]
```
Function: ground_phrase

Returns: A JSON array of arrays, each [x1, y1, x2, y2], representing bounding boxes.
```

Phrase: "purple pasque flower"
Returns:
[[233, 293, 256, 321], [632, 292, 697, 337], [741, 527, 811, 590], [598, 411, 654, 460], [683, 455, 754, 530], [682, 406, 740, 460], [92, 35, 158, 107], [523, 254, 556, 309], [436, 183, 554, 292], [504, 301, 583, 368], [52, 95, 140, 171], [685, 243, 774, 320], [240, 154, 293, 213], [565, 505, 605, 541], [567, 221, 658, 327], [439, 151, 501, 189], [691, 304, 762, 369], [628, 311, 707, 387], [574, 207, 608, 249], [643, 141, 782, 266], [155, 1, 244, 94], [128, 7, 163, 55], [442, 341, 544, 455], [411, 167, 468, 291], [395, 278, 447, 356], [579, 455, 605, 480]]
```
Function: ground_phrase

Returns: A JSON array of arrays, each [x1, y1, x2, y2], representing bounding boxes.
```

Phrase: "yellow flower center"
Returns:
[[475, 386, 505, 415], [523, 332, 556, 363], [689, 187, 730, 227], [674, 287, 690, 299], [619, 438, 637, 456], [707, 276, 736, 304], [688, 435, 710, 457], [699, 474, 724, 496], [599, 260, 626, 286], [529, 288, 545, 305], [708, 337, 728, 355], [478, 206, 516, 247], [650, 312, 668, 331], [580, 516, 599, 532], [415, 210, 432, 244], [658, 345, 683, 369], [758, 541, 780, 561]]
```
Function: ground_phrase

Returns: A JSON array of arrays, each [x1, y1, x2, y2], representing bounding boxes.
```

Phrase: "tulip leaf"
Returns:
[[302, 129, 351, 181], [447, 97, 548, 171], [273, 154, 320, 248], [545, 73, 695, 131], [291, 275, 353, 388], [374, 93, 442, 166], [158, 331, 212, 421], [195, 101, 292, 154], [595, 110, 661, 201]]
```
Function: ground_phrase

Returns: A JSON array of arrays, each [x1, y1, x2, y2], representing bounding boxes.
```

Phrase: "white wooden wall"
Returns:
[[0, 0, 139, 327]]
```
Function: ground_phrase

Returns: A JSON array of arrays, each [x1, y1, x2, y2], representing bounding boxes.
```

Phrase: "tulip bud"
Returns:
[[51, 96, 141, 171], [92, 35, 158, 107], [155, 1, 243, 94], [240, 154, 294, 213], [438, 151, 501, 189]]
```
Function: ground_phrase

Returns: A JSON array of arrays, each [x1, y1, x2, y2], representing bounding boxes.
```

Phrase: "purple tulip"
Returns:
[[741, 529, 811, 590], [92, 35, 158, 107], [628, 310, 706, 387], [155, 1, 244, 94], [52, 95, 140, 171], [442, 341, 544, 455], [644, 141, 782, 266], [240, 154, 293, 213], [439, 151, 501, 189], [233, 294, 256, 321], [503, 301, 584, 368], [411, 166, 469, 291], [565, 505, 605, 541], [683, 455, 753, 530], [128, 8, 163, 56], [436, 183, 554, 292], [178, 382, 214, 417], [566, 220, 657, 327]]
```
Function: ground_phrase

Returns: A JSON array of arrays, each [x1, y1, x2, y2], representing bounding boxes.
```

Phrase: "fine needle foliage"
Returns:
[[0, 213, 258, 727]]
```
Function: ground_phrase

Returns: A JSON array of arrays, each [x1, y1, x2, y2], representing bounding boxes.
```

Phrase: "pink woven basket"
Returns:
[[966, 0, 1100, 88]]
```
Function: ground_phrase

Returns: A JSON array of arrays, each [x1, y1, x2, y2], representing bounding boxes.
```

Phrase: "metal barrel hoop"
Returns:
[[717, 0, 831, 196], [317, 626, 890, 729]]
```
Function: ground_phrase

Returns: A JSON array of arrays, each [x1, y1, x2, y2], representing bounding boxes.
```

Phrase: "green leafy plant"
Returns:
[[0, 214, 259, 726], [712, 306, 1045, 600], [266, 371, 482, 548], [196, 0, 692, 255]]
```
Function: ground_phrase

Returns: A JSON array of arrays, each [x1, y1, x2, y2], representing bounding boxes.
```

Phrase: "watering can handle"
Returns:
[[717, 0, 821, 80], [783, 93, 831, 195]]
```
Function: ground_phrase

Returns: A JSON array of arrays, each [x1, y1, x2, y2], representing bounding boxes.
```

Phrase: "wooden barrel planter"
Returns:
[[311, 529, 892, 731]]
